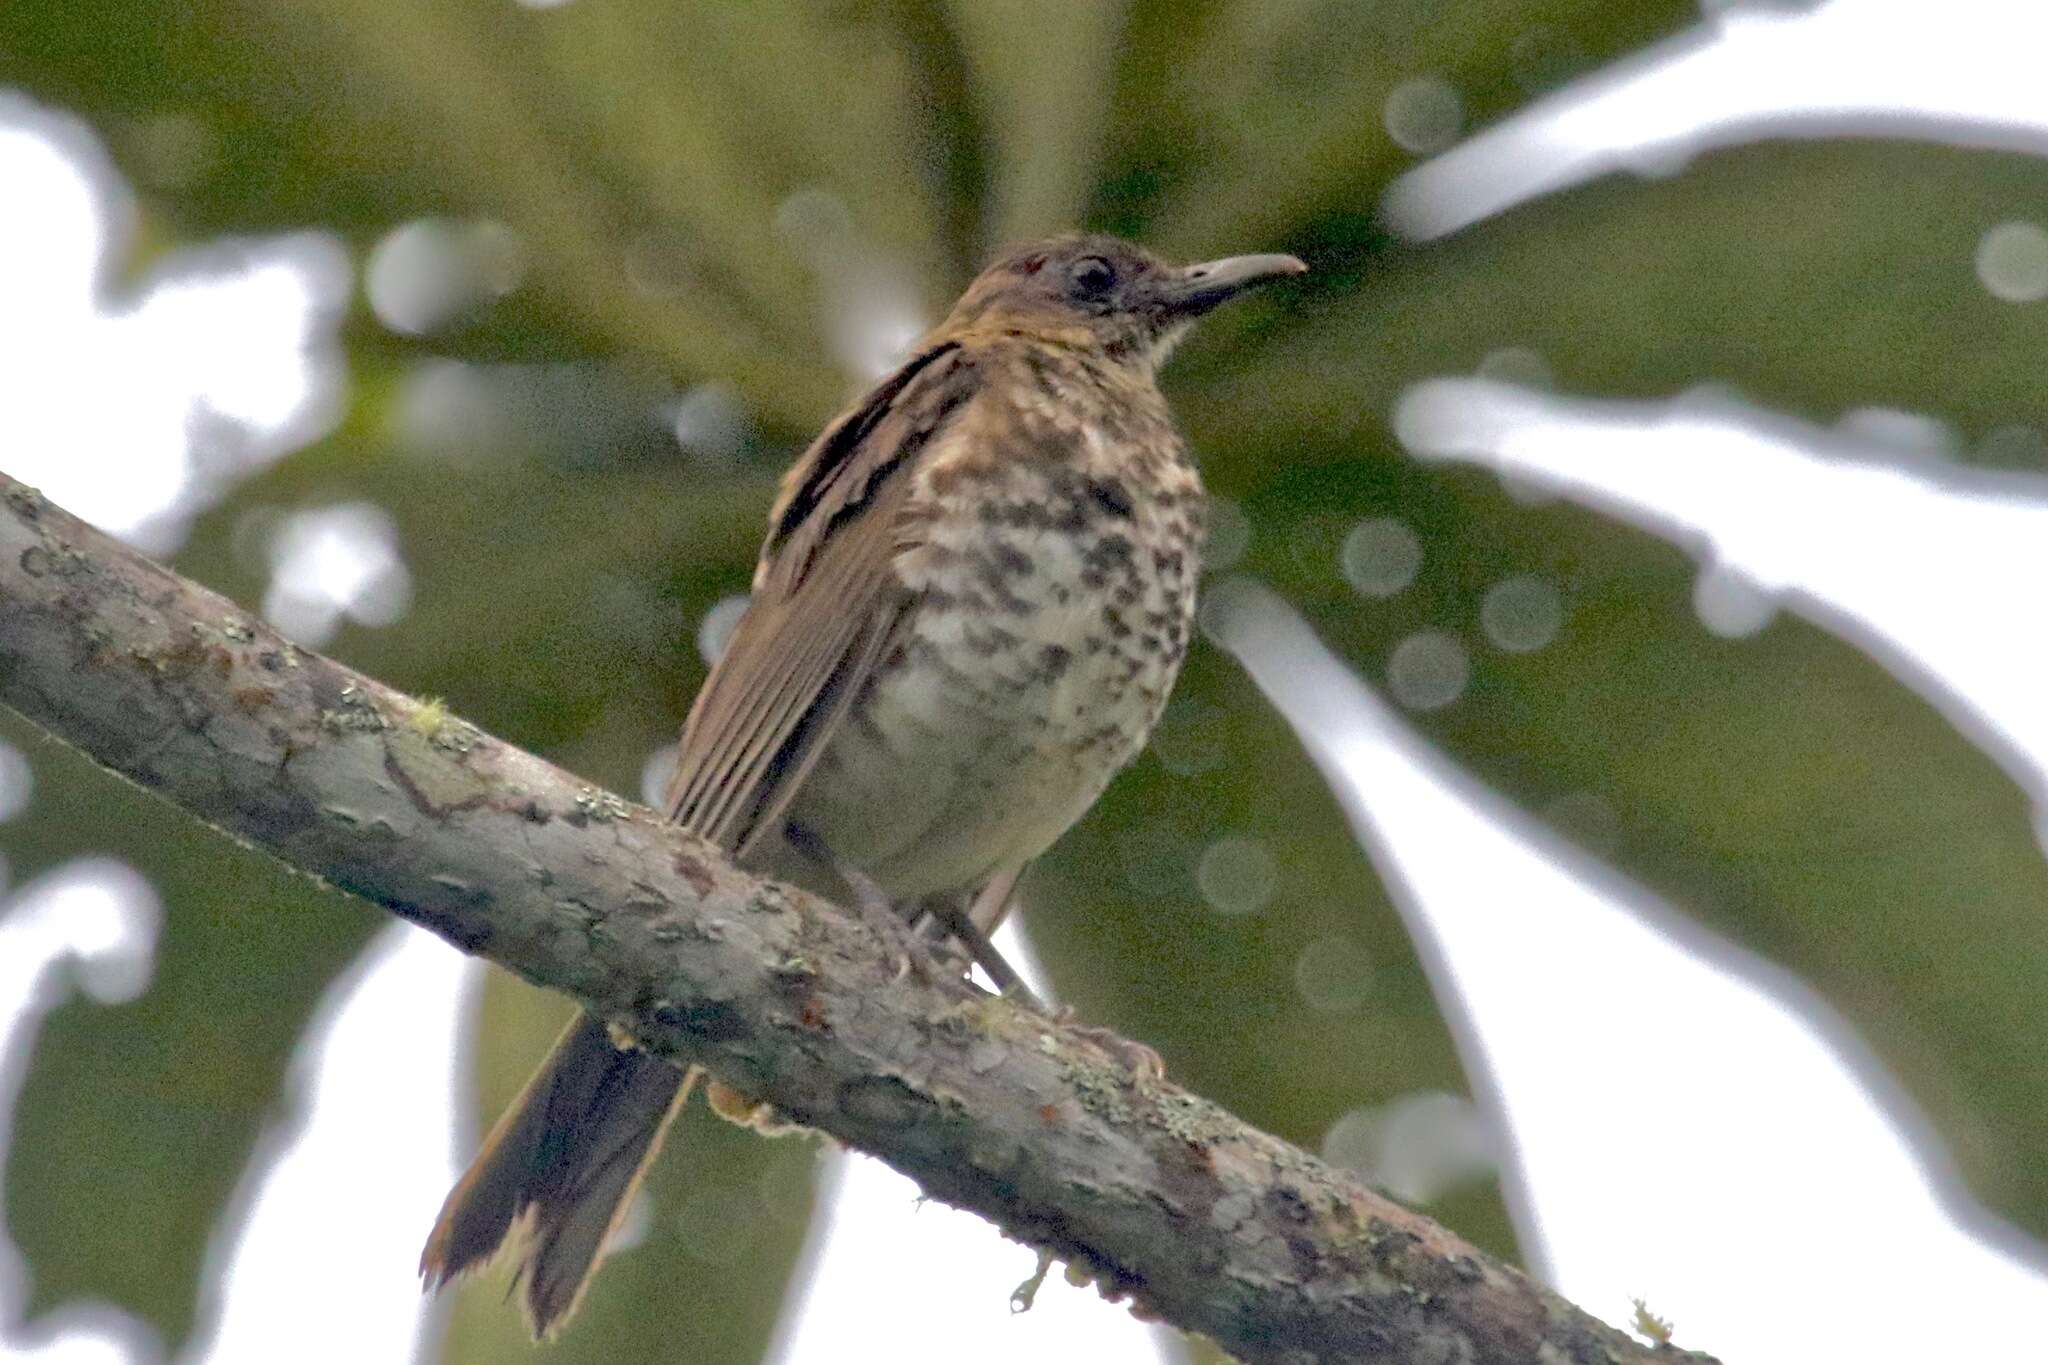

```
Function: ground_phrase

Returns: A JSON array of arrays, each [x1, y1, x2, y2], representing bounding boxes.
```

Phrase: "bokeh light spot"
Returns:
[[1204, 496, 1250, 575], [392, 359, 513, 465], [671, 381, 748, 461], [1386, 631, 1470, 711], [261, 503, 413, 647], [1340, 517, 1423, 598], [1476, 346, 1553, 389], [640, 743, 680, 809], [365, 218, 524, 335], [776, 188, 927, 381], [1975, 221, 2048, 303], [1321, 1092, 1495, 1205], [1293, 935, 1374, 1013], [697, 592, 752, 666], [1480, 575, 1565, 653], [8, 857, 164, 1004], [0, 738, 32, 823], [1381, 1092, 1496, 1204], [1197, 834, 1277, 917], [1692, 562, 1777, 638], [1383, 76, 1465, 155]]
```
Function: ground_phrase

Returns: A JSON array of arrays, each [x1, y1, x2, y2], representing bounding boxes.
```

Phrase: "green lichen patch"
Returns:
[[318, 683, 386, 734]]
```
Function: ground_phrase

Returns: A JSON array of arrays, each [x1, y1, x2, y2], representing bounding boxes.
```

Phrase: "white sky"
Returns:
[[7, 1, 2048, 1361]]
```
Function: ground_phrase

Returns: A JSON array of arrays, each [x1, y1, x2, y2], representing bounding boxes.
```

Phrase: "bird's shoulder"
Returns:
[[751, 340, 982, 594], [752, 329, 1181, 594]]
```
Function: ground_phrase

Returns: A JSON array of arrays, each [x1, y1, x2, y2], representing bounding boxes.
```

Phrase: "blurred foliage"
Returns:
[[1032, 642, 1516, 1261], [1188, 138, 2048, 1230], [0, 710, 381, 1346], [1223, 139, 2048, 465], [11, 0, 2048, 1361]]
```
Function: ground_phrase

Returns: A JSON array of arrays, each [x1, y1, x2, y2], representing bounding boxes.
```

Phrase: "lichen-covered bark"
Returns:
[[0, 471, 1715, 1365]]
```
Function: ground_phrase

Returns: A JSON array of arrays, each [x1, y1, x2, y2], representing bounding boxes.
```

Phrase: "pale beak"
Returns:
[[1158, 253, 1309, 316]]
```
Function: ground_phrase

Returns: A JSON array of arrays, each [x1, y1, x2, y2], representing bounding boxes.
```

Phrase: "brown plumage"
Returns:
[[418, 232, 1305, 1335]]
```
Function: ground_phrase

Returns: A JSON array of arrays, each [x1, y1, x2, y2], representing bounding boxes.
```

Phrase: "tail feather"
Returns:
[[421, 1012, 695, 1337]]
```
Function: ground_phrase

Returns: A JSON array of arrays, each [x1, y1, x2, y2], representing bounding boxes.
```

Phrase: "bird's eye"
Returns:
[[1070, 255, 1116, 298]]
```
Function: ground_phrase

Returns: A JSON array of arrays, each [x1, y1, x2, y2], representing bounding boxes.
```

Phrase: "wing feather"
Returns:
[[663, 341, 981, 861]]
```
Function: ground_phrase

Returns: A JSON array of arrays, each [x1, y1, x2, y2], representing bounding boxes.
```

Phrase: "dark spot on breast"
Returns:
[[1085, 533, 1136, 570], [1039, 644, 1072, 680], [992, 542, 1034, 575], [966, 624, 1021, 656], [972, 555, 1037, 615], [1088, 477, 1135, 520]]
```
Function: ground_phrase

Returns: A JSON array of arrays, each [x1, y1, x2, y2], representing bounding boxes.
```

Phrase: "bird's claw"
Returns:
[[1057, 1009, 1166, 1084]]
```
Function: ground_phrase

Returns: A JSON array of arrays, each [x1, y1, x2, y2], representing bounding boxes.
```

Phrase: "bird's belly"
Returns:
[[785, 514, 1195, 899]]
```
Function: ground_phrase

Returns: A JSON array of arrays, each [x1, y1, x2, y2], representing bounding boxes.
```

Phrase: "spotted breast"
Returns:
[[779, 335, 1205, 900]]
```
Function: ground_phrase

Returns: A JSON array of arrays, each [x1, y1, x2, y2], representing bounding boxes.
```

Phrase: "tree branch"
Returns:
[[0, 471, 1714, 1365]]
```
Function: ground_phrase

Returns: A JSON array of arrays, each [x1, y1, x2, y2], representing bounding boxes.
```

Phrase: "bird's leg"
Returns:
[[908, 871, 1038, 1000], [784, 823, 943, 983], [903, 893, 976, 978], [843, 865, 948, 984], [910, 875, 1162, 1080], [928, 894, 1036, 1003], [944, 868, 1166, 1081]]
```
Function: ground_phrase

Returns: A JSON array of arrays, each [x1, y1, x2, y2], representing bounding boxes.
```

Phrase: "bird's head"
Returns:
[[938, 233, 1306, 369]]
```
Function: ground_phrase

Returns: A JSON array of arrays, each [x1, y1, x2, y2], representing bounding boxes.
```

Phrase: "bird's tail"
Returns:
[[419, 1011, 695, 1337]]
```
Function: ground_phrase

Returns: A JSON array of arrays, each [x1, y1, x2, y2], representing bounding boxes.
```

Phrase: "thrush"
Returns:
[[418, 232, 1306, 1334]]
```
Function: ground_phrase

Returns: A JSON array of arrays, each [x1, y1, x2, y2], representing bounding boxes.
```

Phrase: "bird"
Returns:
[[417, 231, 1307, 1336]]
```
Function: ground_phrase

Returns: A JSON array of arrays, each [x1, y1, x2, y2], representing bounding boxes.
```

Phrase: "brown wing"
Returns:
[[662, 340, 981, 858]]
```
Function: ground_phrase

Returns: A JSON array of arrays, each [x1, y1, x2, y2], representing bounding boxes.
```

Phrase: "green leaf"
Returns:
[[1, 711, 382, 1348], [1093, 0, 1689, 248], [1031, 642, 1520, 1263], [1165, 135, 2048, 1242], [1233, 140, 2048, 473], [944, 0, 1123, 243], [175, 383, 776, 764]]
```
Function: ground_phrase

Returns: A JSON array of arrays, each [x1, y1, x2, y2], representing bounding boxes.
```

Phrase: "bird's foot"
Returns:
[[1055, 1009, 1166, 1085], [841, 866, 946, 983]]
